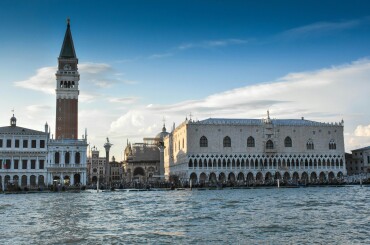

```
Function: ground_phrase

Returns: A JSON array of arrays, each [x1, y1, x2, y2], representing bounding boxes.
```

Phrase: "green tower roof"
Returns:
[[59, 19, 76, 59]]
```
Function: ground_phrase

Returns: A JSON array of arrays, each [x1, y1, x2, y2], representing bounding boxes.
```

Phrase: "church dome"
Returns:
[[155, 124, 169, 141]]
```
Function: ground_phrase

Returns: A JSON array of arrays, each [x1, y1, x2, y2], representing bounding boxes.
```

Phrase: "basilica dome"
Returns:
[[155, 124, 169, 142]]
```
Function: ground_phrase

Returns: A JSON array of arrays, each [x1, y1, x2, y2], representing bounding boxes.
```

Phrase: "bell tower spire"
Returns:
[[55, 19, 80, 139]]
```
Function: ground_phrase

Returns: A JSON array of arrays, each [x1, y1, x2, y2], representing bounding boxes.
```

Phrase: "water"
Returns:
[[1, 187, 370, 244]]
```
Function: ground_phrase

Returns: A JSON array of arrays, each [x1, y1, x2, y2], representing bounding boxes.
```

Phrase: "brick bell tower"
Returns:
[[55, 19, 79, 139]]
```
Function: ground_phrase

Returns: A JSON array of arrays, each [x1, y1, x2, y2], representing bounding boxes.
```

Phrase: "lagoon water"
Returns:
[[1, 187, 370, 244]]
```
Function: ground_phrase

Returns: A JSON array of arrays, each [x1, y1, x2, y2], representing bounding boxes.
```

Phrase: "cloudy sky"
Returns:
[[1, 0, 370, 160]]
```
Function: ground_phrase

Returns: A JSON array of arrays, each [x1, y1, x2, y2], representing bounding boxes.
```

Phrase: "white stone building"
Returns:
[[0, 116, 49, 190], [164, 113, 346, 184], [47, 139, 87, 186]]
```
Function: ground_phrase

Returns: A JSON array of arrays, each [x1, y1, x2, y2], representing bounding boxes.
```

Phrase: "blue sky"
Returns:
[[1, 0, 370, 159]]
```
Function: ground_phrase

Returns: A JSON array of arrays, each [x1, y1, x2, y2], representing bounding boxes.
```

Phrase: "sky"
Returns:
[[1, 0, 370, 160]]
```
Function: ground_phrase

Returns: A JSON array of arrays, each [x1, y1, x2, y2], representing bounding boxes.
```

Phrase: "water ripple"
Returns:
[[1, 187, 370, 244]]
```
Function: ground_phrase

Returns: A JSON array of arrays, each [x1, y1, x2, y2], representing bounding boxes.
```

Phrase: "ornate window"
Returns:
[[200, 136, 208, 147], [266, 140, 274, 149], [247, 136, 255, 147], [306, 140, 314, 150], [223, 136, 231, 147], [284, 136, 292, 147], [329, 140, 336, 150]]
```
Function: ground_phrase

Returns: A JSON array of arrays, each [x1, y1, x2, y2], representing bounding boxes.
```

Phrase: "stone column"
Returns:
[[61, 151, 65, 166], [158, 145, 165, 180], [71, 174, 74, 185], [104, 139, 112, 186], [1, 175, 4, 191]]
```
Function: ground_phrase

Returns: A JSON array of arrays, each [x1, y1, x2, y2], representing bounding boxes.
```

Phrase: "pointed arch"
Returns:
[[188, 159, 193, 168], [266, 140, 274, 149], [306, 139, 314, 150]]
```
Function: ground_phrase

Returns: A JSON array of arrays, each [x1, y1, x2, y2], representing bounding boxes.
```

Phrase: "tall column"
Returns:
[[159, 145, 165, 179], [104, 139, 112, 186]]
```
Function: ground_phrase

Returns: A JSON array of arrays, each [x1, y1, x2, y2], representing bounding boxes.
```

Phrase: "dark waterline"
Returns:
[[1, 186, 370, 244]]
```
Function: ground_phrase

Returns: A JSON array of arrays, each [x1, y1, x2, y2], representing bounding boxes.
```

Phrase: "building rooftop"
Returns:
[[192, 118, 341, 127], [352, 146, 370, 152], [126, 143, 160, 162], [0, 126, 47, 135]]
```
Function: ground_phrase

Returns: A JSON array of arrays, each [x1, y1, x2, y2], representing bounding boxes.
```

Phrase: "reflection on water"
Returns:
[[1, 187, 370, 244]]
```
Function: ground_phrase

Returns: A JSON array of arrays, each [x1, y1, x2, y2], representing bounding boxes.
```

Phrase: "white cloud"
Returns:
[[279, 17, 369, 39], [14, 66, 56, 94], [109, 97, 139, 104], [109, 58, 370, 154], [26, 104, 52, 113], [148, 53, 174, 59], [12, 58, 370, 159], [13, 62, 134, 100], [178, 38, 248, 50], [354, 125, 370, 137]]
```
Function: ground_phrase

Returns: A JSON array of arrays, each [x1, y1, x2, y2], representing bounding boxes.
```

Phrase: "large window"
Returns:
[[75, 152, 80, 164], [266, 140, 274, 149], [14, 160, 19, 169], [223, 136, 231, 147], [306, 140, 314, 150], [31, 160, 36, 169], [55, 152, 60, 164], [39, 160, 44, 169], [23, 140, 28, 148], [40, 140, 45, 148], [31, 140, 37, 148], [22, 160, 28, 169], [0, 139, 2, 147], [284, 137, 292, 147], [247, 136, 255, 147], [7, 139, 11, 148], [5, 160, 11, 169], [65, 152, 70, 164], [15, 139, 20, 148], [200, 136, 208, 147]]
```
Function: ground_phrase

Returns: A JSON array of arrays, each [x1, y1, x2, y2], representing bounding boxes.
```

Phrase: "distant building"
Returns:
[[0, 116, 49, 190], [164, 113, 347, 184], [345, 146, 370, 175], [87, 146, 124, 185], [87, 146, 106, 184], [110, 156, 124, 186], [46, 20, 88, 186], [123, 124, 168, 183]]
